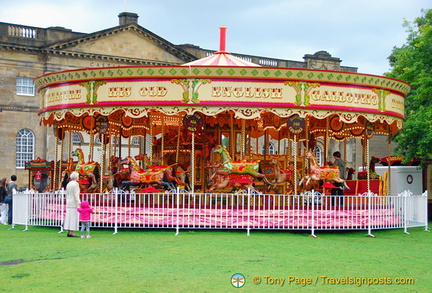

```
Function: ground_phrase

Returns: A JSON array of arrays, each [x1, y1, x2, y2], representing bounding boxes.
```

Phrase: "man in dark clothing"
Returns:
[[331, 152, 346, 206], [5, 175, 18, 224]]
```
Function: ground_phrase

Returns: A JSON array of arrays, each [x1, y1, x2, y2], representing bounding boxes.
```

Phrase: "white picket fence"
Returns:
[[10, 189, 429, 237]]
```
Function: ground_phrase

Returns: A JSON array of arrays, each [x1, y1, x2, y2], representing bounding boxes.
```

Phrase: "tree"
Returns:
[[386, 9, 432, 165]]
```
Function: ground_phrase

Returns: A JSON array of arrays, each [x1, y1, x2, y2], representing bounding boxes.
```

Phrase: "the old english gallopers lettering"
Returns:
[[47, 90, 81, 103], [139, 87, 167, 97], [212, 86, 282, 99], [109, 87, 131, 97], [310, 90, 377, 106]]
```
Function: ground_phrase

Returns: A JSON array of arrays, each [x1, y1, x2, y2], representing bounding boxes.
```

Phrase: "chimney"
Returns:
[[118, 12, 139, 25]]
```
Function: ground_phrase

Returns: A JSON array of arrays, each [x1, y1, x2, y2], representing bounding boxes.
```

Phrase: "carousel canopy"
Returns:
[[183, 51, 260, 67], [34, 27, 410, 140]]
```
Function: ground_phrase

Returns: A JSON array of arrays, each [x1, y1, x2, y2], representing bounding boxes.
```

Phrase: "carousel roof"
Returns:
[[183, 51, 260, 67], [183, 27, 260, 67]]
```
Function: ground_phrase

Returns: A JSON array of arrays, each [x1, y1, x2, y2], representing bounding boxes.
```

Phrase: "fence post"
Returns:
[[310, 189, 317, 238], [366, 190, 375, 238], [58, 189, 65, 233], [422, 190, 429, 232], [113, 188, 118, 235], [402, 191, 410, 235], [24, 190, 29, 231], [423, 191, 430, 232], [175, 187, 180, 235], [247, 188, 251, 236]]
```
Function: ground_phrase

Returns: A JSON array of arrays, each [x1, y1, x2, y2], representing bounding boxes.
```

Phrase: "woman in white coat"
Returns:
[[64, 171, 81, 237]]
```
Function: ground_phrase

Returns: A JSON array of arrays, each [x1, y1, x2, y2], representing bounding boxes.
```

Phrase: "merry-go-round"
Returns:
[[16, 28, 428, 236]]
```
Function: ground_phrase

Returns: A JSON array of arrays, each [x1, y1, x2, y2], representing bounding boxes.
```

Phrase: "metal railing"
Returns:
[[10, 189, 429, 236]]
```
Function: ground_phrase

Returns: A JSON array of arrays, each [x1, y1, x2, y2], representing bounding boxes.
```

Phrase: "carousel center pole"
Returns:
[[294, 135, 298, 196], [100, 133, 105, 192], [191, 133, 195, 193], [54, 134, 59, 190], [387, 130, 392, 195], [241, 119, 246, 157], [161, 116, 165, 165], [58, 135, 64, 189], [149, 114, 153, 164], [366, 137, 371, 192]]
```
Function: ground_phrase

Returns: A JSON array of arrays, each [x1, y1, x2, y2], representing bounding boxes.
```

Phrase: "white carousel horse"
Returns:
[[298, 150, 349, 189]]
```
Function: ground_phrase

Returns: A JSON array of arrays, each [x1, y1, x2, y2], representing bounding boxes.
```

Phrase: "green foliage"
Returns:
[[387, 9, 432, 164]]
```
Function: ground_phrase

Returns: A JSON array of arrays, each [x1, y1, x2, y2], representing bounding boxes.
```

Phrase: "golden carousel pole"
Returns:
[[53, 135, 59, 190], [161, 116, 165, 165], [127, 136, 131, 158], [107, 135, 111, 174], [191, 133, 195, 193], [293, 134, 298, 196], [176, 123, 181, 164], [149, 113, 153, 164], [89, 133, 94, 162], [230, 113, 235, 158], [100, 134, 105, 192], [58, 135, 64, 189], [366, 135, 371, 192], [68, 131, 72, 162], [387, 129, 392, 195], [324, 117, 329, 164], [112, 135, 117, 159], [241, 119, 246, 157], [305, 117, 309, 150]]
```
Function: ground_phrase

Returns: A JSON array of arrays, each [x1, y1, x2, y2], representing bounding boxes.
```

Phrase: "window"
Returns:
[[262, 142, 276, 154], [72, 132, 83, 144], [16, 129, 34, 168], [16, 77, 35, 96], [314, 146, 323, 166], [132, 137, 140, 146]]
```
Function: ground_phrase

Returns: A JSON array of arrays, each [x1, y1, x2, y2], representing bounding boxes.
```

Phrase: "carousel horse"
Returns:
[[72, 148, 100, 190], [134, 153, 151, 169], [109, 156, 130, 187], [298, 150, 349, 189], [208, 174, 255, 193], [270, 158, 293, 184], [210, 145, 272, 186], [61, 157, 75, 188], [119, 156, 186, 190], [346, 167, 356, 180], [357, 156, 380, 179]]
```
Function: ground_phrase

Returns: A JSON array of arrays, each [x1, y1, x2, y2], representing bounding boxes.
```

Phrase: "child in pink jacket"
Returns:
[[77, 201, 93, 238]]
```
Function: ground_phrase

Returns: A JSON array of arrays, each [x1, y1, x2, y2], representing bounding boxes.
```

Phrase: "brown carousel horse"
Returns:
[[357, 156, 381, 179], [270, 158, 293, 184], [298, 150, 349, 189], [120, 156, 186, 190], [109, 155, 131, 187], [268, 158, 295, 192], [210, 145, 272, 186], [72, 148, 100, 191]]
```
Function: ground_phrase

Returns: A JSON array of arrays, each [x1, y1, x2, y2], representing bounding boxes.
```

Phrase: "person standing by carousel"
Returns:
[[64, 171, 81, 237], [5, 175, 17, 224], [0, 178, 8, 225], [331, 151, 346, 206]]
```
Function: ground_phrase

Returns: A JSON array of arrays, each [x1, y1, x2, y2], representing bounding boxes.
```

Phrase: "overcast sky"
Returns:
[[0, 0, 429, 75]]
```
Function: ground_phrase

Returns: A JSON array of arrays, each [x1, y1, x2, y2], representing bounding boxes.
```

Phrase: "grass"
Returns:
[[0, 224, 431, 292]]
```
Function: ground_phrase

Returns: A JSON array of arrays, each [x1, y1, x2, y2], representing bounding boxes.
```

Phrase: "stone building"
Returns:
[[0, 12, 395, 188]]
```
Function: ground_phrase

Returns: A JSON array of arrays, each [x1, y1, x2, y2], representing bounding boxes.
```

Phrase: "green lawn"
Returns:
[[1, 224, 430, 292]]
